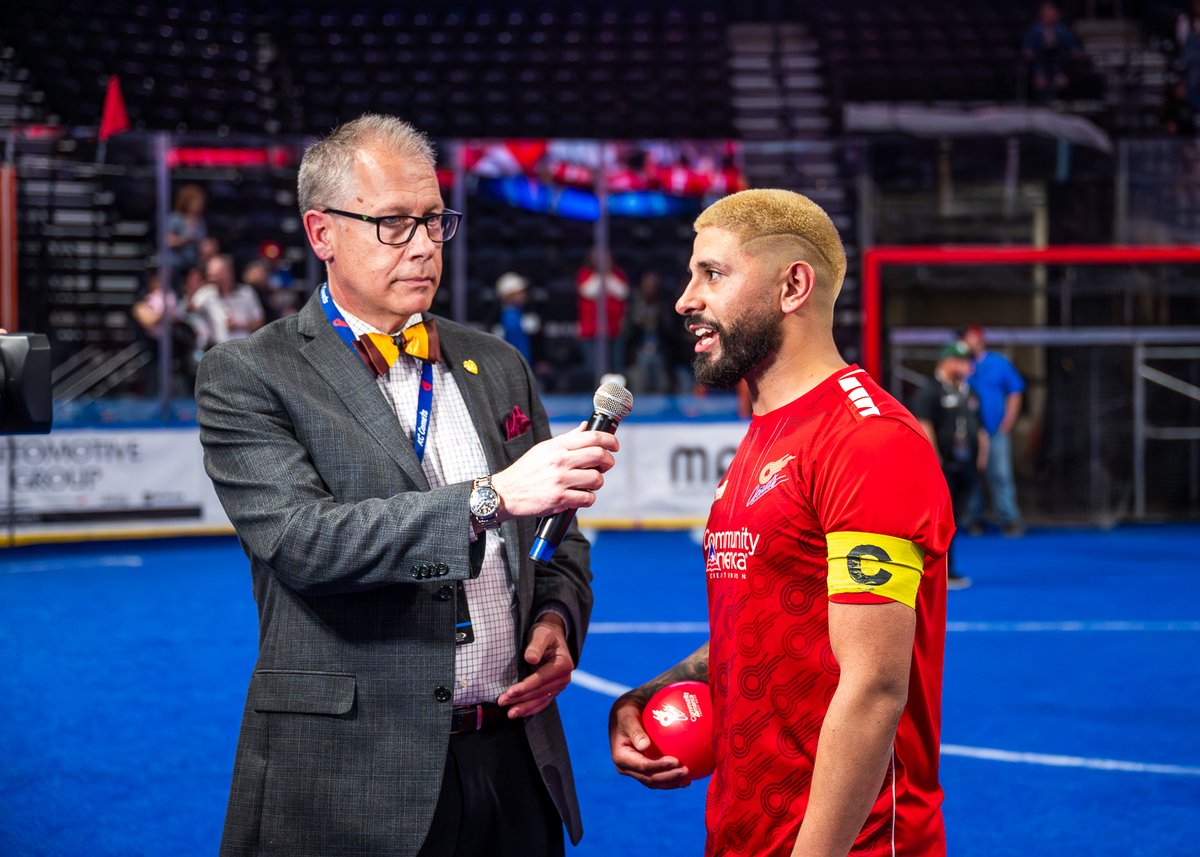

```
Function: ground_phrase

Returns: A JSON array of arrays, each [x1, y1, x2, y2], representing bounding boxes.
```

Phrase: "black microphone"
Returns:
[[529, 381, 634, 564]]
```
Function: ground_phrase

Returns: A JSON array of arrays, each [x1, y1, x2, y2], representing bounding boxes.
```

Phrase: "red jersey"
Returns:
[[703, 366, 953, 857]]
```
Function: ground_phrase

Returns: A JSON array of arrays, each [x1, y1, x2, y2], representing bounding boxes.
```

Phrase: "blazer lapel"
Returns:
[[296, 294, 430, 490]]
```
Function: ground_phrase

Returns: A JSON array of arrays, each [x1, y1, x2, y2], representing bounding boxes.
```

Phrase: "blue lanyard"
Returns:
[[320, 283, 434, 463]]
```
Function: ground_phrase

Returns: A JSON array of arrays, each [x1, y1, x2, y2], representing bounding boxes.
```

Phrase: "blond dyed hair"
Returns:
[[297, 113, 436, 215], [694, 189, 847, 305]]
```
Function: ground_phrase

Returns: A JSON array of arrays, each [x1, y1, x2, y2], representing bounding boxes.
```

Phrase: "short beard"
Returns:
[[691, 306, 783, 389]]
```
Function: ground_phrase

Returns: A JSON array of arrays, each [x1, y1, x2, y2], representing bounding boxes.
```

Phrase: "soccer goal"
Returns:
[[861, 245, 1200, 525]]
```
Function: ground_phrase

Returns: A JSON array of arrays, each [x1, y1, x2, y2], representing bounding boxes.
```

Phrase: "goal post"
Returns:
[[859, 245, 1200, 525], [861, 245, 1200, 382]]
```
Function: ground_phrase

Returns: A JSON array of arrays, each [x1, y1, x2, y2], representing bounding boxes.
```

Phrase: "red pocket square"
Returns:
[[505, 405, 533, 441]]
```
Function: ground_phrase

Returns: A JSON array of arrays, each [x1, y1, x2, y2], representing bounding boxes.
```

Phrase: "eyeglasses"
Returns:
[[323, 208, 463, 245]]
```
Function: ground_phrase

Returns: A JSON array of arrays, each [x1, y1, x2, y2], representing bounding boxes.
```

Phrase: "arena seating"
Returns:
[[813, 2, 1105, 106], [0, 0, 736, 139]]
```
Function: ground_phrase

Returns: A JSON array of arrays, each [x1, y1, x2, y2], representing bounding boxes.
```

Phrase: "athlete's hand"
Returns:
[[491, 425, 618, 522], [609, 691, 692, 789]]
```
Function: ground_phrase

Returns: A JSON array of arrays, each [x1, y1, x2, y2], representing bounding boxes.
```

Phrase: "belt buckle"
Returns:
[[474, 704, 483, 731]]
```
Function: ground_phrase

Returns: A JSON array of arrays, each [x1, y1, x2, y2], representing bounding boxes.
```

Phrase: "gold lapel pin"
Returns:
[[462, 359, 479, 375]]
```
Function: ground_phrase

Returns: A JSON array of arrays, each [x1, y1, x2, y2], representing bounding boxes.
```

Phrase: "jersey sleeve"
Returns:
[[812, 417, 954, 608]]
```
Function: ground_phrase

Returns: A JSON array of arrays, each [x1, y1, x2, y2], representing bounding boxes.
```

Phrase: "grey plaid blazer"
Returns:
[[197, 292, 593, 856]]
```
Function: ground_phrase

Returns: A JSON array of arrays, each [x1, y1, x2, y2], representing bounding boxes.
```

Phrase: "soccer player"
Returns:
[[609, 189, 954, 857]]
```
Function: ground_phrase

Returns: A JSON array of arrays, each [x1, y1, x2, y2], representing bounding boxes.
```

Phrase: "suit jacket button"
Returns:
[[436, 585, 452, 601], [434, 686, 452, 703], [437, 564, 449, 576]]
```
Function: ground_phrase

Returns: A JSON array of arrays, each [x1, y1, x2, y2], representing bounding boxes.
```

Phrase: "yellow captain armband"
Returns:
[[826, 531, 925, 608]]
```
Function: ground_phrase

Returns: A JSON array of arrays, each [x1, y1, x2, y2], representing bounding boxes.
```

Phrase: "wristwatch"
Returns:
[[469, 475, 501, 530]]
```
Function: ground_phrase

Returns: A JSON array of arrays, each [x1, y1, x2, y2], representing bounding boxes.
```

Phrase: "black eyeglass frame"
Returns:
[[323, 208, 463, 245]]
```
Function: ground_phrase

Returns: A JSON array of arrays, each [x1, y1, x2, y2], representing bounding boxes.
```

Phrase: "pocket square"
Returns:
[[504, 405, 532, 441]]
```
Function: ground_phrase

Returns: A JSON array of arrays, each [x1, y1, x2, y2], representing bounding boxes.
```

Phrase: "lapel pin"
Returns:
[[463, 359, 479, 375]]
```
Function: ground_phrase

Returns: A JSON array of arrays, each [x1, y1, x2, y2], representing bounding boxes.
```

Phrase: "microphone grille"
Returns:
[[594, 381, 634, 421]]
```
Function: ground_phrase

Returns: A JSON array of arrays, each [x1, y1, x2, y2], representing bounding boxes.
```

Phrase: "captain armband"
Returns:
[[825, 531, 925, 608]]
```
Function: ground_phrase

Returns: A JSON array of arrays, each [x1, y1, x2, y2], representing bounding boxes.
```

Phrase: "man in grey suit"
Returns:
[[197, 113, 617, 857]]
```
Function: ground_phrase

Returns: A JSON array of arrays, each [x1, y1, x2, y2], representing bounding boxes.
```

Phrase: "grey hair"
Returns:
[[297, 113, 437, 215]]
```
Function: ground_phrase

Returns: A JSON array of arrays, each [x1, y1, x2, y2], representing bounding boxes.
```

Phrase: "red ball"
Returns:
[[640, 680, 716, 779]]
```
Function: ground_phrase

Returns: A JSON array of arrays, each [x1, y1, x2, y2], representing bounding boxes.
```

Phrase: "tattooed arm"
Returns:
[[609, 642, 709, 789]]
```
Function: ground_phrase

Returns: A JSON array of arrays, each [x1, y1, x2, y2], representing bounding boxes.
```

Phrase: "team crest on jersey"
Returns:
[[714, 479, 727, 500], [651, 702, 689, 727], [747, 453, 795, 507]]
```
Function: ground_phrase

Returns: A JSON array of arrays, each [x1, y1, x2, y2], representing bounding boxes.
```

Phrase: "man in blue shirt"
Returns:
[[962, 324, 1025, 536], [494, 271, 534, 366]]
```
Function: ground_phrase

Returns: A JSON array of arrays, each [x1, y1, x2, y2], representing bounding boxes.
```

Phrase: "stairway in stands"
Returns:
[[1075, 17, 1169, 134], [13, 137, 155, 399], [726, 21, 862, 358], [0, 58, 154, 398]]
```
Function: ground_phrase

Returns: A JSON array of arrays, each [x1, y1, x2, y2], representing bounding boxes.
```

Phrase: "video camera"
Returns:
[[0, 333, 52, 434]]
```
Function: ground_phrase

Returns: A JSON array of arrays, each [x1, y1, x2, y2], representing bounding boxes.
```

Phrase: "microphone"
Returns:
[[529, 381, 634, 564]]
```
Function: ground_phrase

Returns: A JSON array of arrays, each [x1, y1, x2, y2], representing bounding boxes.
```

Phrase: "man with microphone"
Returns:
[[610, 189, 953, 856], [197, 113, 617, 857]]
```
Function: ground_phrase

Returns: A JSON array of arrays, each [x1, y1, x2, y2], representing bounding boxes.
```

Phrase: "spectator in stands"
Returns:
[[241, 258, 301, 323], [131, 270, 181, 395], [912, 341, 985, 589], [493, 271, 537, 366], [576, 248, 629, 384], [622, 270, 678, 394], [192, 253, 265, 344], [1023, 2, 1083, 103], [165, 184, 208, 275], [961, 324, 1026, 537], [198, 235, 221, 270]]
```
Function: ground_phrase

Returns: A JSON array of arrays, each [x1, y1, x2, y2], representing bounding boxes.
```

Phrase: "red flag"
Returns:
[[99, 75, 129, 142]]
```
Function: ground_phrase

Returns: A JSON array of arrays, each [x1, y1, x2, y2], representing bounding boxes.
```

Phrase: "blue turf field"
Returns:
[[1, 526, 1198, 856]]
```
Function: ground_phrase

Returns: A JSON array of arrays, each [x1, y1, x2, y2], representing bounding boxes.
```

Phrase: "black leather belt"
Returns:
[[450, 703, 509, 735]]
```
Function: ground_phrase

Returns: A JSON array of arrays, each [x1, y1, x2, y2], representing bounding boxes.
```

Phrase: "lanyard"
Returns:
[[320, 283, 434, 463]]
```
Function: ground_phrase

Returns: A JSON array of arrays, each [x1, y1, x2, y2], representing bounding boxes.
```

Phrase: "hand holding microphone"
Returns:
[[530, 382, 633, 562], [487, 383, 632, 552]]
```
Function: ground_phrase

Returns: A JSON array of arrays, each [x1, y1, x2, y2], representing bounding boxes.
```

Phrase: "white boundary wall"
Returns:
[[0, 419, 750, 545]]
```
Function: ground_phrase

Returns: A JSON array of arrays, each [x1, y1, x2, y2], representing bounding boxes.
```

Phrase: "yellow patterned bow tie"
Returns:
[[354, 319, 441, 377]]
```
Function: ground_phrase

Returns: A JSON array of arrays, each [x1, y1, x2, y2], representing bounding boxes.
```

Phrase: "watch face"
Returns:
[[471, 485, 500, 517]]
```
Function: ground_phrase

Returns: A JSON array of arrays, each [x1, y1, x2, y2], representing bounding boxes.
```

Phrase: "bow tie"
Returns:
[[354, 318, 441, 378]]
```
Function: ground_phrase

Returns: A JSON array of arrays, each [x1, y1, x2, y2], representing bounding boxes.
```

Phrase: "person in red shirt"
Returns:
[[609, 189, 953, 857], [576, 248, 629, 381]]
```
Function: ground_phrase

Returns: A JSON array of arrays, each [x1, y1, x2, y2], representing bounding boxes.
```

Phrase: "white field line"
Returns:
[[1, 556, 145, 574]]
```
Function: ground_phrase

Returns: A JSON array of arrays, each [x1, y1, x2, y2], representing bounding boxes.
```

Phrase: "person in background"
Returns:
[[576, 248, 629, 384], [961, 323, 1026, 537], [494, 271, 536, 366], [912, 340, 986, 589], [165, 184, 208, 275], [193, 254, 265, 344], [622, 270, 679, 394], [131, 269, 183, 395], [1023, 2, 1083, 103]]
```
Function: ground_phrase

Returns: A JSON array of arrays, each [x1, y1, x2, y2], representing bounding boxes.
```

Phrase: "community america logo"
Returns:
[[705, 527, 761, 579], [651, 702, 689, 727], [746, 453, 795, 507]]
